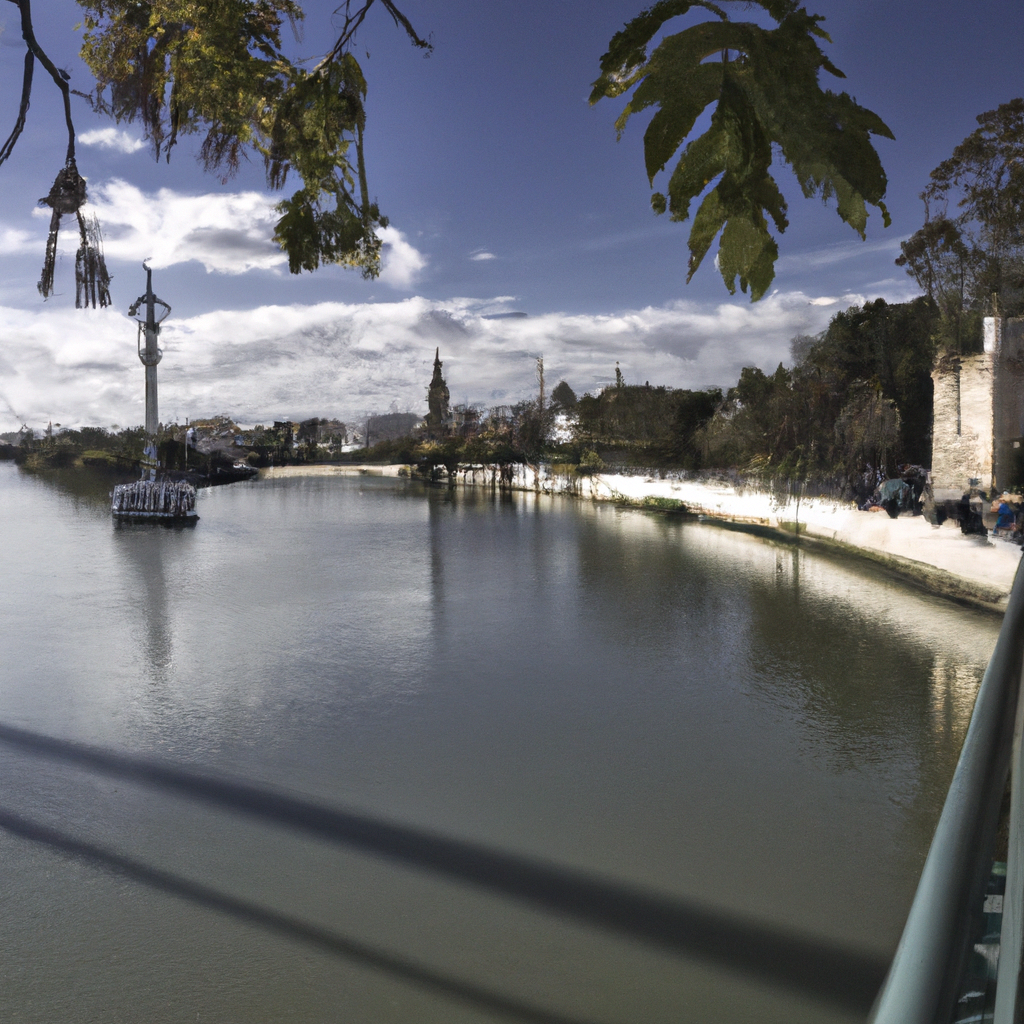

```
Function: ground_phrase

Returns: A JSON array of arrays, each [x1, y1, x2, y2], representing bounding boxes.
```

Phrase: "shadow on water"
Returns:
[[0, 722, 889, 1017]]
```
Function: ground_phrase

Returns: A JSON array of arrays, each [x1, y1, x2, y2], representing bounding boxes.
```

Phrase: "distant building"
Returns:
[[425, 348, 452, 437], [931, 316, 1024, 498]]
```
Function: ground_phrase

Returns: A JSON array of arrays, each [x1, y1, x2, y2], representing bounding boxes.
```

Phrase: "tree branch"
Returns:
[[13, 0, 76, 163], [326, 0, 431, 66], [0, 46, 33, 168]]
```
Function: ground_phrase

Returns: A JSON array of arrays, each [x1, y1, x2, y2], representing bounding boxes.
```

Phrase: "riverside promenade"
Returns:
[[260, 464, 1022, 612]]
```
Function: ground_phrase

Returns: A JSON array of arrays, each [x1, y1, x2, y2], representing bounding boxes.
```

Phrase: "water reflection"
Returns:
[[112, 522, 177, 686], [928, 655, 987, 748], [0, 467, 1004, 1024]]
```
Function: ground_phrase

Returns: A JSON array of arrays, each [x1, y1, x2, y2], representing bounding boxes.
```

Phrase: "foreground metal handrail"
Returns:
[[871, 560, 1024, 1024], [995, 602, 1024, 1019]]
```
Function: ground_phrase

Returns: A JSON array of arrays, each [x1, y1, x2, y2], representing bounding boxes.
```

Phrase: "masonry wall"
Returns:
[[929, 316, 1024, 495], [993, 317, 1024, 490], [931, 350, 994, 496]]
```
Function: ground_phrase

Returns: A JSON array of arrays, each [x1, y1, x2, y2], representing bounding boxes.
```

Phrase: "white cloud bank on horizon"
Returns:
[[1, 180, 427, 284], [0, 289, 907, 432]]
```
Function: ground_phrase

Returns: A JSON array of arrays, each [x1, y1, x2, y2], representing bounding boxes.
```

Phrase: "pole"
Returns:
[[129, 262, 170, 479], [143, 264, 161, 438]]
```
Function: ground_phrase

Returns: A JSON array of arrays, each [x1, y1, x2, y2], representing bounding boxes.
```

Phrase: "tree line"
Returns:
[[338, 291, 941, 495]]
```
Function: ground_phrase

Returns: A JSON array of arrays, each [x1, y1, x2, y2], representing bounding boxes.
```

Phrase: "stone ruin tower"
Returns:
[[426, 347, 451, 438], [931, 317, 1024, 500]]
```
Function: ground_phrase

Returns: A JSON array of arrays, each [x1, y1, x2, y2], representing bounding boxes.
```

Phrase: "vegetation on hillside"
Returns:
[[701, 295, 938, 489]]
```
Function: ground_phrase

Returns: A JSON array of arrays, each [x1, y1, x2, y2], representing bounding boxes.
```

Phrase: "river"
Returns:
[[0, 463, 1001, 1023]]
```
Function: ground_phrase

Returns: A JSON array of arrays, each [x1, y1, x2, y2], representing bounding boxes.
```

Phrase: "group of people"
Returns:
[[856, 465, 928, 519]]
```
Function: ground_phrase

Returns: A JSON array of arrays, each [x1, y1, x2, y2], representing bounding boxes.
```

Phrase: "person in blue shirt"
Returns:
[[995, 500, 1016, 535]]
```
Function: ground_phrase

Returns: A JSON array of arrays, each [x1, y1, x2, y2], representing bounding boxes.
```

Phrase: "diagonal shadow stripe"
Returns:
[[0, 807, 597, 1024], [0, 721, 889, 1013]]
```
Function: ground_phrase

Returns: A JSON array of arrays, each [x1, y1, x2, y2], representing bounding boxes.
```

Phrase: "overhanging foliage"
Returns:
[[77, 0, 428, 278], [591, 0, 893, 300]]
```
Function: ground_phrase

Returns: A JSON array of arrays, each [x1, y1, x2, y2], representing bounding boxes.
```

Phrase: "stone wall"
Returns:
[[993, 317, 1024, 490], [930, 316, 1024, 497], [931, 350, 994, 497]]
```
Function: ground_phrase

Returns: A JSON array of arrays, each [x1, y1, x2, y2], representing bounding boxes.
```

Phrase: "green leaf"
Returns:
[[686, 187, 727, 279], [717, 212, 778, 298], [593, 0, 892, 300]]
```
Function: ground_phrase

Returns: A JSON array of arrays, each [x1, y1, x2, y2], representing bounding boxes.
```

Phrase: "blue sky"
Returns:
[[0, 0, 1022, 430]]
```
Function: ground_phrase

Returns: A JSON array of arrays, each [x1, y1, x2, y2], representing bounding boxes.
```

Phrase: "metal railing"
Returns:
[[871, 559, 1024, 1024]]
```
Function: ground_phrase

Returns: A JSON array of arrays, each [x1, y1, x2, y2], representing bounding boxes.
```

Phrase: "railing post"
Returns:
[[994, 641, 1024, 1021]]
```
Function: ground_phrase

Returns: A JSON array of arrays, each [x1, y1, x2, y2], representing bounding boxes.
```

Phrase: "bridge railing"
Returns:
[[871, 560, 1024, 1024]]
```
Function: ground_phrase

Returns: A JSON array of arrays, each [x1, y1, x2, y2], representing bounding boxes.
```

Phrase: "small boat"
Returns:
[[111, 479, 199, 522]]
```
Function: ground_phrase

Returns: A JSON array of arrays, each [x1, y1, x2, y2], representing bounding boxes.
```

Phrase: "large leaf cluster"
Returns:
[[77, 0, 415, 276], [591, 0, 893, 300]]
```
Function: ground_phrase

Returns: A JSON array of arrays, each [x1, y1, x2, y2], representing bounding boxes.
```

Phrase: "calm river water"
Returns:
[[0, 463, 1002, 1023]]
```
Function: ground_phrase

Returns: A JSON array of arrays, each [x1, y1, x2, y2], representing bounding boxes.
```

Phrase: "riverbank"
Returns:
[[261, 463, 1021, 612]]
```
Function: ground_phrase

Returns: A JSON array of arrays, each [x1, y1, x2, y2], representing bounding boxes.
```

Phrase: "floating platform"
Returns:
[[112, 479, 199, 522]]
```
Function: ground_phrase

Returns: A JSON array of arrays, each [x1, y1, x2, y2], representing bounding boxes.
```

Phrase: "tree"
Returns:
[[660, 386, 721, 467], [894, 216, 984, 353], [804, 297, 938, 465], [1, 0, 428, 302], [550, 380, 578, 411], [700, 297, 938, 479], [590, 0, 893, 300], [896, 98, 1024, 332]]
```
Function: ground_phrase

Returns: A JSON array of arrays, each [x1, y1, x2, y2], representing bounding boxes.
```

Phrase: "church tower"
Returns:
[[426, 347, 451, 437]]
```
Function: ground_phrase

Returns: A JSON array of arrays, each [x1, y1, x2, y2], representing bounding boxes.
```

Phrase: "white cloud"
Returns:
[[808, 296, 856, 307], [0, 227, 34, 256], [378, 225, 427, 289], [471, 251, 496, 261], [0, 289, 881, 431], [11, 182, 429, 285], [78, 128, 147, 155], [66, 180, 287, 274]]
